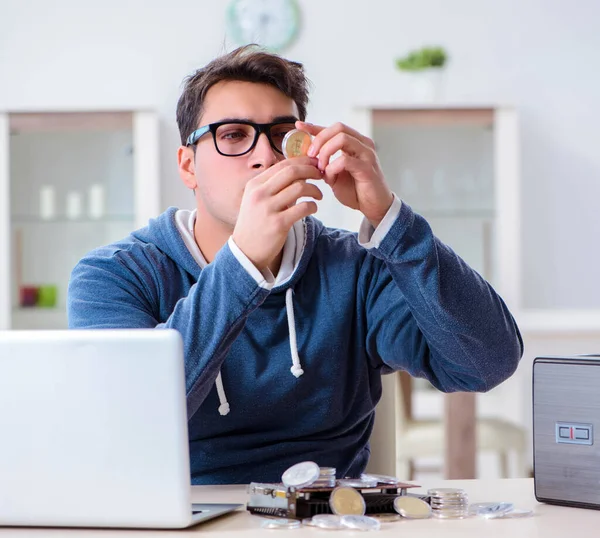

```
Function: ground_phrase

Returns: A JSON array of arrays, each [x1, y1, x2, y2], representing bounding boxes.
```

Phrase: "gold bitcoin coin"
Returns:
[[393, 496, 433, 519], [282, 129, 312, 158], [329, 486, 366, 516]]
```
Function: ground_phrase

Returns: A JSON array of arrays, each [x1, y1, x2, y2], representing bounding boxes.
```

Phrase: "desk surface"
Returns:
[[1, 478, 598, 537]]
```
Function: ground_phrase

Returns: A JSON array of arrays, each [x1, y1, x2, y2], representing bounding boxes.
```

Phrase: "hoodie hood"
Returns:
[[131, 207, 323, 293], [131, 207, 324, 415]]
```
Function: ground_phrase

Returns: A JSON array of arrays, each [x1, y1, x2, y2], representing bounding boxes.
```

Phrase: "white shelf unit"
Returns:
[[347, 105, 521, 477], [350, 105, 520, 310], [0, 110, 160, 331]]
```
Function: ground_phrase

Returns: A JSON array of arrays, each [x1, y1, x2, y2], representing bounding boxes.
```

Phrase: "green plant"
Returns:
[[395, 46, 448, 71]]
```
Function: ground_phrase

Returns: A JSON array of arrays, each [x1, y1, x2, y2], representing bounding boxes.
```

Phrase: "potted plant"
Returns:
[[395, 46, 449, 102]]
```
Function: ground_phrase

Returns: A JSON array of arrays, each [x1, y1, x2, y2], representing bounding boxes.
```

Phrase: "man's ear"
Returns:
[[177, 146, 198, 190]]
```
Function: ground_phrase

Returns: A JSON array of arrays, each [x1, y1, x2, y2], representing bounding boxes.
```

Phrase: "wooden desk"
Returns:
[[2, 479, 598, 536]]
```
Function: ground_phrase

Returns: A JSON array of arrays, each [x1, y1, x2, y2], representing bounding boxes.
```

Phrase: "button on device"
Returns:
[[556, 422, 593, 445]]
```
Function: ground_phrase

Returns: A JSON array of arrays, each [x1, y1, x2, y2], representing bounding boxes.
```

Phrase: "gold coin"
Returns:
[[329, 486, 366, 516], [282, 129, 312, 158], [393, 496, 432, 519]]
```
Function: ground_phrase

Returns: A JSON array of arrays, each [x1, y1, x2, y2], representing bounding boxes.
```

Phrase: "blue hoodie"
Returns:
[[68, 199, 523, 484]]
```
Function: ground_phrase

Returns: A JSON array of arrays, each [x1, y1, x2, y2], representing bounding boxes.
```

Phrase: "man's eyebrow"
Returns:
[[271, 115, 299, 123], [213, 115, 299, 124]]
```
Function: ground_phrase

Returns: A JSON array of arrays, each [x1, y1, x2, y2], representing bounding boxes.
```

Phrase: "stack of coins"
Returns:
[[310, 466, 337, 488], [428, 488, 469, 519]]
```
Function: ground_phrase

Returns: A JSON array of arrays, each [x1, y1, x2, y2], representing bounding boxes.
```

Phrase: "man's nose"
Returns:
[[249, 132, 280, 169]]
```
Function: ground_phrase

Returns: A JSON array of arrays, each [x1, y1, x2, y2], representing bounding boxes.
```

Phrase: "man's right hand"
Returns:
[[232, 157, 323, 271]]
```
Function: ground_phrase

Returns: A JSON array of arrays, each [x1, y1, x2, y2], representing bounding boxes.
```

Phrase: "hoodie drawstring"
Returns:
[[286, 287, 304, 378], [215, 371, 230, 416], [214, 287, 303, 416]]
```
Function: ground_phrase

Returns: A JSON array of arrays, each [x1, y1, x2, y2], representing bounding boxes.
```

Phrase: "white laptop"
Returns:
[[0, 329, 242, 529]]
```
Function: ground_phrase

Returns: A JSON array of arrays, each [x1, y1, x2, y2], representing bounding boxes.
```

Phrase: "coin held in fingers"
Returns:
[[282, 129, 312, 159]]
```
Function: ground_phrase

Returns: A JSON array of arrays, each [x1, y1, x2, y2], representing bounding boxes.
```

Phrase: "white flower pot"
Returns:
[[404, 68, 445, 103]]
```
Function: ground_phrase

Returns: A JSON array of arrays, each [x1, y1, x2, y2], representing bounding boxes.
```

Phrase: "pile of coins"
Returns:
[[428, 488, 469, 519]]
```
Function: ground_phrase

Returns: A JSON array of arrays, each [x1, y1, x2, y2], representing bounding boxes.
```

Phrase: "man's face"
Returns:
[[182, 80, 300, 230]]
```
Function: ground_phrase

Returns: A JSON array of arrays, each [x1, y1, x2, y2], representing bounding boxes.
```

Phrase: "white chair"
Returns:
[[394, 372, 528, 480]]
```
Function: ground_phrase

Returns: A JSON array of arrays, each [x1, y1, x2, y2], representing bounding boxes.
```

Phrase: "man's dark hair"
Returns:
[[176, 45, 310, 145]]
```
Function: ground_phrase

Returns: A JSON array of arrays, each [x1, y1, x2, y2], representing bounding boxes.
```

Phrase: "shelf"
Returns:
[[11, 215, 134, 225], [516, 309, 600, 335], [11, 307, 68, 330], [372, 108, 496, 127]]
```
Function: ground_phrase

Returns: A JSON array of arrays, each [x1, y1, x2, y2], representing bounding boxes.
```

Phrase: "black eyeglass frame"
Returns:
[[185, 119, 298, 156]]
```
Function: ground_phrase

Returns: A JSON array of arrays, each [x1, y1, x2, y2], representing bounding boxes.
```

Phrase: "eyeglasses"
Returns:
[[186, 119, 298, 157]]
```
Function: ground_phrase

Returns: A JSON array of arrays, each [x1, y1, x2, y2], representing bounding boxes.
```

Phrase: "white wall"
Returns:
[[1, 0, 599, 310]]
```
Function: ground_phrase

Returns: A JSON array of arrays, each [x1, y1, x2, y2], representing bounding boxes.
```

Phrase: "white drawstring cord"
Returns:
[[286, 288, 304, 378], [215, 371, 230, 416], [214, 287, 304, 416]]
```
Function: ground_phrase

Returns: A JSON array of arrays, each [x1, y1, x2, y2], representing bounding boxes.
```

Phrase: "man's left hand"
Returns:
[[297, 120, 394, 228]]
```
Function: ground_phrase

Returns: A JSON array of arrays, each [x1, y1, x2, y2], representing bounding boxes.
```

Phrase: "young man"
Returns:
[[68, 46, 523, 485]]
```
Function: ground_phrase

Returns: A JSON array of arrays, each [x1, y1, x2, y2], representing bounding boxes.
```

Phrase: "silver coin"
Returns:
[[360, 473, 400, 485], [261, 518, 302, 529], [499, 508, 534, 519], [281, 461, 320, 488], [312, 514, 345, 530], [313, 514, 340, 523], [393, 496, 432, 519], [329, 486, 366, 516], [337, 478, 378, 488], [469, 502, 515, 519], [341, 515, 382, 531]]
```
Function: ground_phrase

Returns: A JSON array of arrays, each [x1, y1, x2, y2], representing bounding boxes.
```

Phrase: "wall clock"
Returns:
[[226, 0, 301, 53]]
